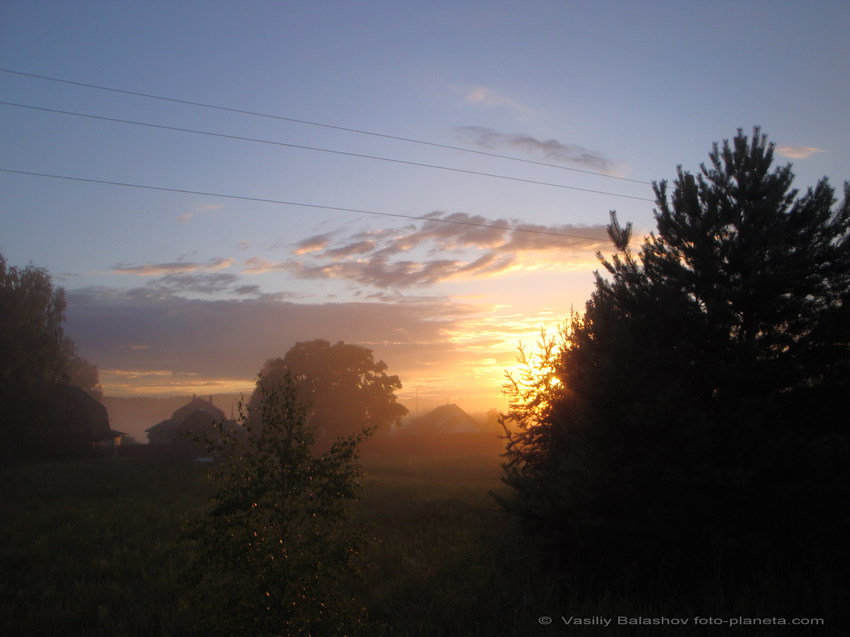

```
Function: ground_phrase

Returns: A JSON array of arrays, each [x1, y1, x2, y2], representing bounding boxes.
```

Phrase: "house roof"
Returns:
[[57, 384, 114, 441], [170, 396, 225, 423], [146, 418, 176, 434], [405, 403, 482, 434], [145, 396, 241, 449], [147, 396, 226, 433]]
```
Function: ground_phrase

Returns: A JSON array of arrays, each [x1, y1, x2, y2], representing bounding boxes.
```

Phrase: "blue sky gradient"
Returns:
[[2, 0, 848, 410]]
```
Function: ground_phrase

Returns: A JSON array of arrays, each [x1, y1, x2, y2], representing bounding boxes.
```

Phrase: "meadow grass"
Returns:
[[0, 457, 210, 636], [1, 450, 845, 635]]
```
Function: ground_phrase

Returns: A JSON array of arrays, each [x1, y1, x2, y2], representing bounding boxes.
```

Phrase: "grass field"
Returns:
[[2, 443, 846, 636]]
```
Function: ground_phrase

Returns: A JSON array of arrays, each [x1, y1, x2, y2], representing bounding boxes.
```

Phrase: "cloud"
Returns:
[[63, 287, 478, 389], [178, 203, 223, 224], [294, 232, 336, 255], [283, 253, 517, 289], [111, 257, 235, 277], [250, 212, 608, 290], [324, 240, 377, 259], [111, 262, 202, 276], [207, 257, 235, 270], [452, 86, 534, 115], [455, 126, 617, 172], [776, 145, 825, 159], [234, 284, 262, 296], [243, 256, 284, 274], [149, 272, 252, 296], [63, 284, 571, 413], [402, 212, 511, 250], [502, 223, 607, 252]]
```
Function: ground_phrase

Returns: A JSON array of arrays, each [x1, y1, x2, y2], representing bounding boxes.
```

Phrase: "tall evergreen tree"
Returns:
[[501, 129, 850, 577]]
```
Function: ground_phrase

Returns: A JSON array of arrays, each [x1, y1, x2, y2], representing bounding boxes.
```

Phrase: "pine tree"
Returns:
[[501, 128, 850, 577]]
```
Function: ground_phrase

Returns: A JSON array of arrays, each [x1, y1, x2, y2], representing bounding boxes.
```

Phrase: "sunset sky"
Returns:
[[2, 1, 848, 413]]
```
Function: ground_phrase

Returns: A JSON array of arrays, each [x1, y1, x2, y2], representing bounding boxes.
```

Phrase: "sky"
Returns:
[[2, 0, 848, 414]]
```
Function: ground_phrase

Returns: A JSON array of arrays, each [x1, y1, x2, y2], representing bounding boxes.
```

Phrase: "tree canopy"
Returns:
[[1, 254, 103, 458], [252, 339, 408, 442], [500, 129, 850, 578]]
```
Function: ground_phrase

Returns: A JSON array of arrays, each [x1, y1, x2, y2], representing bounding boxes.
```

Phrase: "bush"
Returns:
[[182, 374, 372, 636]]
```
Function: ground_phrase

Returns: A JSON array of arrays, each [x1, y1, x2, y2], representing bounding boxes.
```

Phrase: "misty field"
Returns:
[[1, 445, 845, 636]]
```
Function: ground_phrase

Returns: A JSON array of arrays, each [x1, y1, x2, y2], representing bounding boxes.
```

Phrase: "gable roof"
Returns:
[[405, 403, 482, 434], [146, 418, 177, 434], [145, 395, 237, 448], [57, 384, 115, 441], [170, 396, 225, 424]]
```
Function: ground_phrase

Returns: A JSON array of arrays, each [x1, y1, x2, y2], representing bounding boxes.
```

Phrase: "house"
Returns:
[[370, 403, 502, 456], [403, 403, 482, 434], [146, 394, 232, 452], [55, 384, 121, 454]]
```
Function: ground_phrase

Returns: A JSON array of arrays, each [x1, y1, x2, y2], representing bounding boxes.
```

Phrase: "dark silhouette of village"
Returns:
[[52, 391, 503, 460]]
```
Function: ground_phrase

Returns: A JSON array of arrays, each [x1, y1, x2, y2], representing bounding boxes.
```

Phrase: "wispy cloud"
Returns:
[[178, 203, 223, 224], [243, 256, 284, 274], [455, 126, 617, 172], [110, 257, 235, 276], [451, 85, 534, 116], [243, 212, 608, 290], [325, 240, 377, 259], [283, 253, 518, 289], [149, 272, 258, 296], [293, 232, 336, 255], [776, 145, 825, 159], [206, 257, 234, 270]]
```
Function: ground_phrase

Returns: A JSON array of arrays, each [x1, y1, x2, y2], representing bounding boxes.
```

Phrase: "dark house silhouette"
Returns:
[[404, 403, 482, 434], [54, 384, 121, 454], [146, 394, 232, 452]]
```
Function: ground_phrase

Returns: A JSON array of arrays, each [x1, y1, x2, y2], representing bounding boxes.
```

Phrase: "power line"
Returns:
[[0, 168, 613, 242], [0, 67, 651, 185], [0, 100, 654, 203]]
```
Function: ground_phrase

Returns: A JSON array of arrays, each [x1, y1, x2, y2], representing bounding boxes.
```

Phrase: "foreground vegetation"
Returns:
[[2, 449, 846, 636]]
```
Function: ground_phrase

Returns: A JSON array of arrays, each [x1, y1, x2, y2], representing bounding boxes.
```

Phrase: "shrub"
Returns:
[[182, 374, 372, 636]]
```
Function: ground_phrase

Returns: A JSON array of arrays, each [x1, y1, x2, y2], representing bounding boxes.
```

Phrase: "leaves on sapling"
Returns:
[[182, 373, 371, 636]]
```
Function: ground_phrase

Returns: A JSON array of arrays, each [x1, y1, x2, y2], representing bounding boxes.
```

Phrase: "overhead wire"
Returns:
[[0, 168, 613, 242], [0, 67, 651, 185], [0, 100, 654, 203]]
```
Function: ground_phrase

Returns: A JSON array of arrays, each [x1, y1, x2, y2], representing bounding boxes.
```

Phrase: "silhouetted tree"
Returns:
[[500, 129, 850, 579], [62, 338, 103, 401], [253, 339, 408, 442], [183, 374, 370, 636], [0, 254, 103, 458], [1, 255, 68, 456]]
